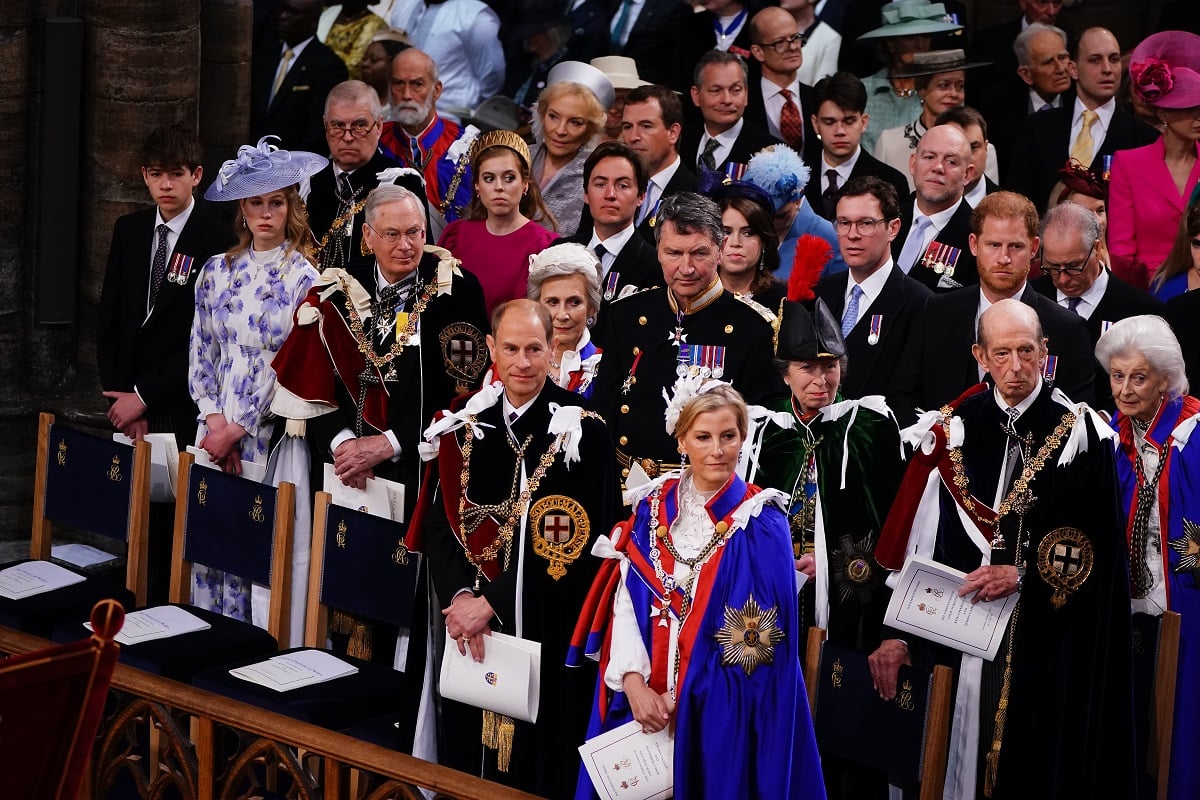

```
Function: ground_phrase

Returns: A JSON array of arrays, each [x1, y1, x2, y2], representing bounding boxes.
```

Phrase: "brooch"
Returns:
[[715, 594, 784, 676]]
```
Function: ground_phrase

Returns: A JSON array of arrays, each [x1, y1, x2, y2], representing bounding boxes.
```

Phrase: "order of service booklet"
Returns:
[[578, 720, 673, 800]]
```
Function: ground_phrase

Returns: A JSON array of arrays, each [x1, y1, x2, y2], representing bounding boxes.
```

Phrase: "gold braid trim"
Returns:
[[313, 199, 368, 256], [343, 274, 438, 369], [984, 602, 1021, 796], [439, 150, 471, 215], [946, 412, 1075, 531]]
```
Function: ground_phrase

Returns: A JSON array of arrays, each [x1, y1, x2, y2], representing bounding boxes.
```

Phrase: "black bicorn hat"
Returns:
[[774, 296, 846, 361]]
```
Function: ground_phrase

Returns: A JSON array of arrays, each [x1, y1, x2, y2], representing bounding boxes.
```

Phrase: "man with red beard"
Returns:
[[891, 191, 1094, 425]]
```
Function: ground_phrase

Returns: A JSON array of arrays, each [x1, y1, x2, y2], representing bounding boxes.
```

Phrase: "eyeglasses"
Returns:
[[1040, 239, 1096, 276], [325, 118, 378, 138], [833, 217, 886, 235], [757, 32, 807, 53], [366, 223, 424, 245]]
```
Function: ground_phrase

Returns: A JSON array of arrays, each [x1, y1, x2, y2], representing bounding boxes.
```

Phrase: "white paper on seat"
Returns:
[[321, 464, 406, 522], [114, 432, 180, 501], [883, 555, 1018, 661], [438, 631, 541, 723], [188, 446, 267, 484], [229, 649, 359, 692], [86, 605, 211, 645], [0, 560, 86, 599], [578, 719, 674, 800], [52, 543, 119, 569]]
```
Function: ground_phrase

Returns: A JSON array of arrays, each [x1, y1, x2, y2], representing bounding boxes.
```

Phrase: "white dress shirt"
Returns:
[[638, 157, 683, 225], [842, 259, 895, 329], [761, 76, 802, 142], [897, 198, 964, 273], [588, 222, 637, 282], [1056, 267, 1109, 320], [822, 147, 860, 195], [695, 117, 744, 170], [1068, 96, 1116, 166]]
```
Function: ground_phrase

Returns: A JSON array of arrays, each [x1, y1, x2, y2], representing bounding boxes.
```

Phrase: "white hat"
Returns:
[[589, 56, 649, 92], [546, 61, 616, 110], [205, 137, 328, 202]]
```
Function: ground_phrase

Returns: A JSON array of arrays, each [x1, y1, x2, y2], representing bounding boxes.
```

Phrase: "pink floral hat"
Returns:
[[1129, 31, 1200, 109]]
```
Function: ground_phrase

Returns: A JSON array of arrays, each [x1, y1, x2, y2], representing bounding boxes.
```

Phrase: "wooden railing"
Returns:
[[0, 625, 544, 800]]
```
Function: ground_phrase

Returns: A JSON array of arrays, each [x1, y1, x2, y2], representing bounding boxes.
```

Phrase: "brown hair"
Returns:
[[674, 384, 748, 440], [226, 183, 315, 264], [466, 144, 559, 231], [1151, 203, 1200, 292], [970, 191, 1039, 240], [720, 195, 780, 296]]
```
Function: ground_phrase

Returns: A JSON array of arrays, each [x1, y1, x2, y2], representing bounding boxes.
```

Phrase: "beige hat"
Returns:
[[589, 56, 649, 91]]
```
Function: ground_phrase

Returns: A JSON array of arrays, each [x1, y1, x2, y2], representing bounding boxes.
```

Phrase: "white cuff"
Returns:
[[330, 428, 356, 452], [384, 429, 403, 461]]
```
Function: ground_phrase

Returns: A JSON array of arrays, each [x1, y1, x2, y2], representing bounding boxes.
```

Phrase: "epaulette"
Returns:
[[734, 293, 777, 324]]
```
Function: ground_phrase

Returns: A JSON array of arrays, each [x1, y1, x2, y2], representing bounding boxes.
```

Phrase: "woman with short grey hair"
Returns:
[[526, 242, 603, 397], [1097, 314, 1200, 800]]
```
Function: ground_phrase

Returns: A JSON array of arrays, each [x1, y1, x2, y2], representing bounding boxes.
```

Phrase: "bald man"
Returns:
[[871, 297, 1136, 800]]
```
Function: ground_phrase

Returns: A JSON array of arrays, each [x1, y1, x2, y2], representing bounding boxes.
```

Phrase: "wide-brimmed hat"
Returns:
[[858, 0, 962, 41], [204, 137, 327, 202], [1130, 30, 1200, 109], [891, 49, 990, 79], [546, 60, 616, 111], [590, 56, 649, 91]]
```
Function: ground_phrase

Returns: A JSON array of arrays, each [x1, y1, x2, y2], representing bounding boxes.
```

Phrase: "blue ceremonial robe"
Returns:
[[570, 475, 826, 800], [1113, 395, 1200, 800]]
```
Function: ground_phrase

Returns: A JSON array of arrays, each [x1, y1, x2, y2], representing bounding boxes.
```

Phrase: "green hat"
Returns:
[[858, 0, 962, 41]]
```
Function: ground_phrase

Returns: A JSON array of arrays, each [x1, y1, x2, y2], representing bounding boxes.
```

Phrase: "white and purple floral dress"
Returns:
[[187, 243, 318, 621]]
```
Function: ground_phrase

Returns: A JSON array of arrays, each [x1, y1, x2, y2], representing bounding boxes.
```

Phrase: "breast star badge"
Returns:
[[714, 594, 784, 676], [1168, 517, 1200, 580]]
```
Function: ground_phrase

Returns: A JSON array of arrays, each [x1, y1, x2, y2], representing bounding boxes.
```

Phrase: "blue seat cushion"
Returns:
[[0, 559, 135, 637], [191, 647, 411, 731], [51, 604, 278, 683]]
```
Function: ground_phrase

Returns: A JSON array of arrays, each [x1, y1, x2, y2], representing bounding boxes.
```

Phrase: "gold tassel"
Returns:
[[480, 710, 515, 773], [331, 610, 373, 661], [984, 604, 1021, 797]]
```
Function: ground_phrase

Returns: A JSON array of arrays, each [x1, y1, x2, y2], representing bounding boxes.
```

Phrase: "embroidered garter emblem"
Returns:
[[715, 594, 784, 676], [1037, 527, 1094, 608], [529, 495, 590, 580], [1168, 517, 1200, 580], [439, 323, 487, 394]]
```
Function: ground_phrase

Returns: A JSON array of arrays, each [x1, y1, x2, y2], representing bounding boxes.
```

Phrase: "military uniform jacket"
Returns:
[[270, 248, 489, 512], [592, 283, 782, 465], [419, 380, 615, 797]]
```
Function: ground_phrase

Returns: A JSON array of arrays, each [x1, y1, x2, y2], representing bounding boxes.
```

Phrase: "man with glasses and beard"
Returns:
[[307, 80, 429, 273], [380, 47, 477, 238]]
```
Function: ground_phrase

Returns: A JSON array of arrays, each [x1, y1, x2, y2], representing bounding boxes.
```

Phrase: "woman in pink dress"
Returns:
[[437, 130, 559, 314]]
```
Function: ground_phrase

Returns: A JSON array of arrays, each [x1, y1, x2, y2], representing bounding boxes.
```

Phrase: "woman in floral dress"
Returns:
[[187, 137, 326, 621]]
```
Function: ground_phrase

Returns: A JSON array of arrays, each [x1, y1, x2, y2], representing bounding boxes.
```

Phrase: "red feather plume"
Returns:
[[786, 234, 833, 302]]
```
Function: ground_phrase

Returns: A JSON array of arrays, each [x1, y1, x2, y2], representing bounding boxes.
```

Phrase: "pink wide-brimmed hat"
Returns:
[[1129, 30, 1200, 109]]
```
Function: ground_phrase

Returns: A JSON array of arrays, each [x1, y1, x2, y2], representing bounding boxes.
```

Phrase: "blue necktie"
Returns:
[[841, 284, 862, 337], [610, 0, 634, 49]]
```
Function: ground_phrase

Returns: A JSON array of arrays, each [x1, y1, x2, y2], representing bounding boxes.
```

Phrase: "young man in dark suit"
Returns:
[[617, 84, 698, 242], [815, 176, 932, 407], [803, 71, 909, 220], [98, 124, 236, 451], [98, 124, 236, 603], [891, 191, 1094, 426], [250, 0, 348, 154], [562, 142, 662, 321]]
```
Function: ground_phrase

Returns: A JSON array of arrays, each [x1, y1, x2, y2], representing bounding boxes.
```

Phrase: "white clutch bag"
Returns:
[[439, 630, 541, 723]]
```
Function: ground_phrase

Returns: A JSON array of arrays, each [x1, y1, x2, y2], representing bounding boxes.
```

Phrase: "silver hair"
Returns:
[[394, 46, 439, 84], [693, 49, 749, 90], [526, 242, 603, 316], [324, 79, 383, 120], [1041, 202, 1101, 254], [655, 191, 725, 246], [1094, 315, 1189, 400], [1013, 22, 1067, 68], [365, 184, 424, 226]]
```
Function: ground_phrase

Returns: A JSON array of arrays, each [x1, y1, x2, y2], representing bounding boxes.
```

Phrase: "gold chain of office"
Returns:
[[342, 275, 438, 368], [944, 411, 1075, 528]]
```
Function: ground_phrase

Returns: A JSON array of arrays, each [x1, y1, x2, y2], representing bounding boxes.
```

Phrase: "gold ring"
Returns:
[[461, 635, 470, 644]]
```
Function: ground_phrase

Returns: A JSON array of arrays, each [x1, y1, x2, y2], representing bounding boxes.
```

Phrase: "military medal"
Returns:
[[711, 346, 725, 379], [166, 253, 196, 285], [867, 314, 882, 346], [723, 162, 747, 181], [1042, 354, 1058, 383], [604, 271, 620, 301], [621, 349, 642, 395], [699, 345, 712, 378]]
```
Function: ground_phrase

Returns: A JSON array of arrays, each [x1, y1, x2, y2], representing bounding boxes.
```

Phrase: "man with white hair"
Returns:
[[307, 79, 428, 272], [870, 297, 1136, 799], [380, 48, 477, 235]]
